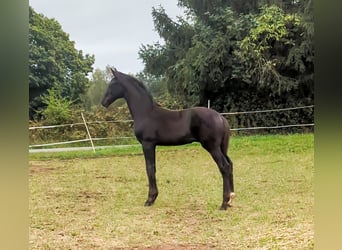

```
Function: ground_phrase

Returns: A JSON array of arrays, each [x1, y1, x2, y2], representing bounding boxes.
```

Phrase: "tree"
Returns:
[[166, 7, 240, 107], [177, 0, 231, 20], [139, 3, 245, 108], [38, 88, 73, 125], [235, 5, 313, 98], [139, 6, 194, 77], [29, 6, 94, 119], [83, 67, 112, 111], [139, 1, 314, 131]]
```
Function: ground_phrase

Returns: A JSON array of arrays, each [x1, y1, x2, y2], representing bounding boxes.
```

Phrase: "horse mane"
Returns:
[[117, 71, 157, 105]]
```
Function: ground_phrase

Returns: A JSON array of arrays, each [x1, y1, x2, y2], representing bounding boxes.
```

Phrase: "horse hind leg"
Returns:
[[206, 146, 233, 210], [220, 132, 235, 207], [225, 155, 235, 207]]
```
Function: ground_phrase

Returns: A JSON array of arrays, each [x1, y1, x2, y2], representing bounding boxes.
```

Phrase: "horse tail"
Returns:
[[220, 115, 230, 157], [220, 115, 235, 200]]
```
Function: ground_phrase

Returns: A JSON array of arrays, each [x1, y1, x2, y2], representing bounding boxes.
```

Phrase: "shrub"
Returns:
[[38, 88, 73, 125]]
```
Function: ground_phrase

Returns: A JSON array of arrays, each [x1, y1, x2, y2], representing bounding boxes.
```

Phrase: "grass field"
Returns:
[[29, 133, 314, 249]]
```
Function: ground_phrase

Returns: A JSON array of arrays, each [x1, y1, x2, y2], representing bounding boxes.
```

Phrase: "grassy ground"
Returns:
[[29, 134, 314, 249]]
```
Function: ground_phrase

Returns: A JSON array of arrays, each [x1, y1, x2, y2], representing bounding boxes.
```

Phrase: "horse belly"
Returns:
[[156, 123, 195, 146]]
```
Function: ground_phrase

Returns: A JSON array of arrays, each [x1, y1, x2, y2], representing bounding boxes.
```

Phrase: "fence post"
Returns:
[[81, 112, 96, 153]]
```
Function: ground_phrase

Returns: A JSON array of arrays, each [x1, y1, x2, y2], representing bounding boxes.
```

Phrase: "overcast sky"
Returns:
[[29, 0, 185, 74]]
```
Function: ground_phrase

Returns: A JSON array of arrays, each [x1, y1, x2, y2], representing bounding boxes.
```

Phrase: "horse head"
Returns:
[[101, 68, 125, 108]]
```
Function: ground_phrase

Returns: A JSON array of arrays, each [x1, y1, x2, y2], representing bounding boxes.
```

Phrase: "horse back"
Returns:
[[134, 106, 228, 146]]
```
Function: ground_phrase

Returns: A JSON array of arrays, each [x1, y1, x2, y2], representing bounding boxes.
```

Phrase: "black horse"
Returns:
[[101, 68, 235, 210]]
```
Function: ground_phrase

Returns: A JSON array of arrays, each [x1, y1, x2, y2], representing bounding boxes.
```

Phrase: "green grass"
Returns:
[[29, 133, 314, 249]]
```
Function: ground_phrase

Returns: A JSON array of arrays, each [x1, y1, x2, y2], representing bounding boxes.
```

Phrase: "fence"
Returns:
[[29, 105, 314, 152]]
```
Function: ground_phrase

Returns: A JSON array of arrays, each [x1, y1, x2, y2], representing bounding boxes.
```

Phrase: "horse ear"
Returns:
[[111, 67, 118, 78]]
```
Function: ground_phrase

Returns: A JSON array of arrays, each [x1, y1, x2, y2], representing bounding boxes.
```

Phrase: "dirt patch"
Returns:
[[29, 162, 56, 175], [77, 191, 104, 199], [118, 244, 214, 250], [95, 175, 111, 179]]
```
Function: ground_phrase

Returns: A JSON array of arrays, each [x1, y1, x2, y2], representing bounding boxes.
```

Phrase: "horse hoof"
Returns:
[[220, 205, 228, 210], [144, 201, 154, 206], [228, 192, 236, 207]]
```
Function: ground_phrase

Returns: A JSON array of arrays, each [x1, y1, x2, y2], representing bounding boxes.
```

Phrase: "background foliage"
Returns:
[[29, 0, 314, 145], [139, 0, 314, 130], [29, 7, 94, 119]]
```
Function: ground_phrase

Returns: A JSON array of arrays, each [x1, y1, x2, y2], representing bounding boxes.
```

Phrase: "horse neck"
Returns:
[[123, 83, 155, 122]]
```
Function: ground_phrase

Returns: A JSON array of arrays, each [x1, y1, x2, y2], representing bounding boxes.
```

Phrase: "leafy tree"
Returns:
[[139, 6, 194, 78], [236, 5, 313, 97], [140, 3, 248, 108], [166, 7, 240, 107], [177, 0, 299, 16], [29, 6, 94, 119], [38, 87, 73, 125], [177, 0, 262, 17], [139, 1, 313, 131], [83, 67, 111, 111]]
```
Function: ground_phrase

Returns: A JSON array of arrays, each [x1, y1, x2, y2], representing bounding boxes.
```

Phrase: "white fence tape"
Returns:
[[28, 137, 136, 148], [230, 123, 314, 131], [29, 105, 313, 130], [29, 120, 133, 130], [221, 105, 314, 115], [29, 105, 314, 149]]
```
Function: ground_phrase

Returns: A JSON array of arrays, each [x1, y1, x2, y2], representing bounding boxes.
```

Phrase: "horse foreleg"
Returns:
[[142, 142, 158, 206]]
